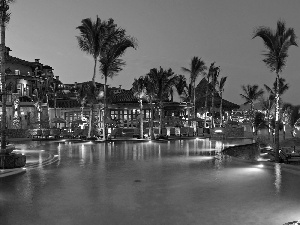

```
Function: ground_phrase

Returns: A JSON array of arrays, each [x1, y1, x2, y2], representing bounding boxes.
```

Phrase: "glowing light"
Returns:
[[257, 164, 264, 168], [215, 129, 223, 133], [54, 155, 59, 157], [274, 163, 281, 194]]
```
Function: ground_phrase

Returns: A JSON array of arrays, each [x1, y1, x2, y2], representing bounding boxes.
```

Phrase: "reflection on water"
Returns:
[[274, 163, 282, 194], [2, 138, 300, 225]]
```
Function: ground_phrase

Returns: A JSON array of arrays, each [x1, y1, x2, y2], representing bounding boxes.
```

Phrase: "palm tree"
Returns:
[[209, 64, 220, 128], [259, 95, 275, 140], [76, 16, 106, 84], [1, 0, 15, 151], [281, 102, 293, 140], [76, 82, 102, 138], [217, 76, 227, 126], [182, 57, 207, 123], [146, 67, 178, 135], [132, 76, 148, 139], [99, 35, 137, 140], [142, 75, 156, 139], [240, 84, 264, 133], [253, 20, 298, 162], [204, 63, 214, 129]]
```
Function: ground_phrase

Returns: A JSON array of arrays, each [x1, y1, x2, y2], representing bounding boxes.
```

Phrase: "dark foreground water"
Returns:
[[1, 138, 300, 225]]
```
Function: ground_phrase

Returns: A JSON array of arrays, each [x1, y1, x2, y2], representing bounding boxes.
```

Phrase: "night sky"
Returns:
[[6, 0, 300, 105]]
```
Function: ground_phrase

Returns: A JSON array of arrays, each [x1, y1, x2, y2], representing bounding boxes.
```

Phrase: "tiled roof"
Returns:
[[5, 55, 37, 68], [111, 89, 140, 103], [48, 99, 81, 108]]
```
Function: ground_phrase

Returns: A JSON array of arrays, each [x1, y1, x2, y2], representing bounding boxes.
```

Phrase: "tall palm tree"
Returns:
[[210, 64, 220, 128], [1, 0, 15, 151], [217, 76, 227, 126], [132, 76, 148, 138], [76, 82, 101, 138], [260, 95, 275, 140], [253, 20, 298, 162], [204, 63, 214, 129], [181, 57, 207, 123], [99, 35, 137, 140], [143, 75, 156, 139], [240, 84, 264, 133], [76, 16, 105, 84], [146, 67, 178, 135], [281, 102, 293, 140]]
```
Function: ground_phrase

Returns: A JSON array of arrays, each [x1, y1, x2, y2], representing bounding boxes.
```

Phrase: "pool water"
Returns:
[[1, 138, 300, 225]]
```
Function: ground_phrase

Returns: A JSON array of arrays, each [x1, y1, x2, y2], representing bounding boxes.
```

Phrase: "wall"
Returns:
[[224, 127, 244, 137], [6, 62, 32, 75], [222, 143, 260, 161]]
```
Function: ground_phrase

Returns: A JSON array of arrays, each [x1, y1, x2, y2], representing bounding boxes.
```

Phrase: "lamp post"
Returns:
[[0, 0, 9, 151]]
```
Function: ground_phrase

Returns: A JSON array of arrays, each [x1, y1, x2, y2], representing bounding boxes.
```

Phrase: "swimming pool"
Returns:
[[1, 138, 300, 225]]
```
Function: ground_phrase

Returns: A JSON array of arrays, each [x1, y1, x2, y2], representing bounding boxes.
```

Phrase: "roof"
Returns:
[[5, 55, 39, 68], [48, 99, 81, 108], [111, 89, 139, 103], [195, 78, 240, 110]]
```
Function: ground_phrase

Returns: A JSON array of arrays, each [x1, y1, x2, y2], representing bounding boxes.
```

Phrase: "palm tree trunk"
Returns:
[[251, 103, 254, 134], [139, 99, 143, 138], [54, 93, 57, 118], [88, 103, 93, 138], [274, 74, 280, 162], [193, 81, 196, 132], [150, 99, 154, 139], [102, 77, 107, 141], [220, 92, 223, 126], [204, 77, 210, 130], [283, 124, 286, 140], [98, 103, 102, 136], [193, 81, 196, 118], [1, 14, 7, 150], [92, 58, 97, 85], [267, 111, 270, 140], [159, 101, 163, 135], [211, 78, 215, 128]]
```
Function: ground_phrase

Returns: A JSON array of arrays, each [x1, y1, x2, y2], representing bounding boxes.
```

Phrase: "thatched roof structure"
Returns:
[[195, 78, 240, 111]]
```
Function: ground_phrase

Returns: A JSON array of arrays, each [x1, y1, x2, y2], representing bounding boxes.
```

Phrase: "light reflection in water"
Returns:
[[186, 141, 189, 157], [38, 151, 42, 167], [133, 145, 137, 160], [274, 163, 282, 194], [158, 145, 161, 159]]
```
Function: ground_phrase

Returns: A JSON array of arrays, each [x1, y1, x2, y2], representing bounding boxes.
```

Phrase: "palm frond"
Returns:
[[218, 76, 227, 91], [253, 20, 298, 73]]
